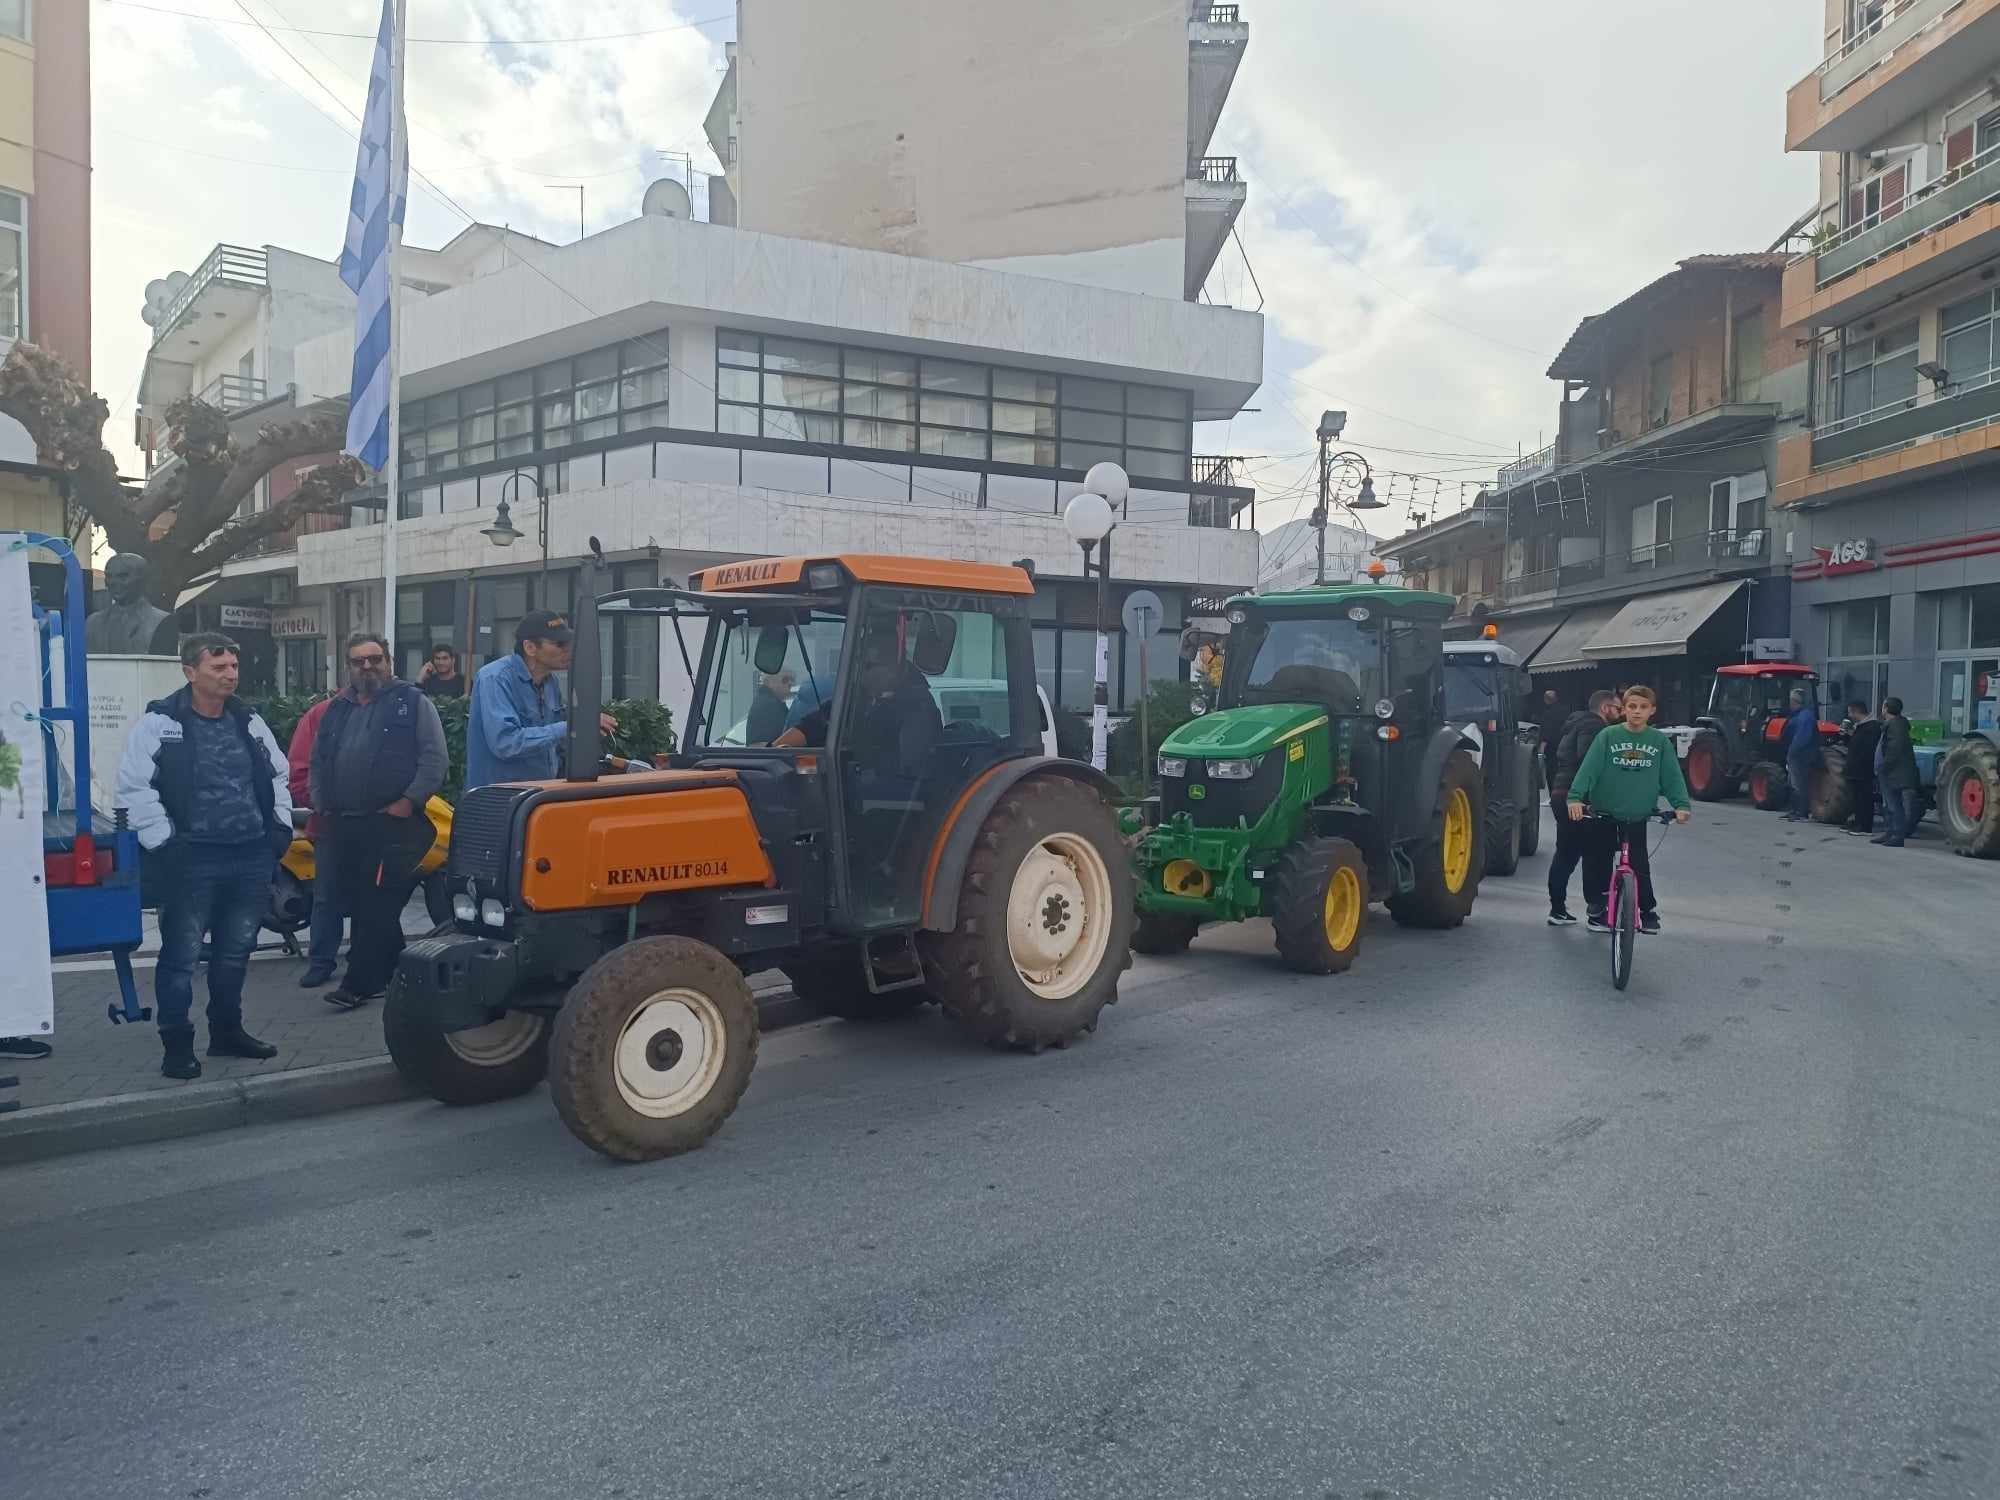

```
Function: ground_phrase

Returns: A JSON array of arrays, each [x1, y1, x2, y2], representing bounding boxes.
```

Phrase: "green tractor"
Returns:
[[1131, 583, 1486, 973]]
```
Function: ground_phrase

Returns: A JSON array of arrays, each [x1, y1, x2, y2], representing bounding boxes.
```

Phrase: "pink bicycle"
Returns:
[[1593, 810, 1677, 992]]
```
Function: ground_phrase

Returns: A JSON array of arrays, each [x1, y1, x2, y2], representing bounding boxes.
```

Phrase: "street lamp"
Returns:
[[1311, 426, 1385, 584], [1064, 461, 1128, 773], [482, 470, 553, 575]]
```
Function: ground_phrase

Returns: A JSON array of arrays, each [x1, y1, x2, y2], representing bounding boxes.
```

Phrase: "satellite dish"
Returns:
[[641, 178, 692, 219]]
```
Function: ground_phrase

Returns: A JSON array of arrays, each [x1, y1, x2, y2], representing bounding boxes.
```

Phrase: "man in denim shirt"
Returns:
[[466, 611, 618, 789]]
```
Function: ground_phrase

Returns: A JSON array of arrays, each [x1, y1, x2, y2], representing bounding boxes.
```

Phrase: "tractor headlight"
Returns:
[[479, 898, 507, 928], [1158, 755, 1187, 778], [1374, 698, 1397, 720], [452, 893, 477, 923], [1207, 757, 1260, 780]]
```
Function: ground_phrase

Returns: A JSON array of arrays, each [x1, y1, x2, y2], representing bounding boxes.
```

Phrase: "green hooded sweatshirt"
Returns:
[[1568, 725, 1691, 822]]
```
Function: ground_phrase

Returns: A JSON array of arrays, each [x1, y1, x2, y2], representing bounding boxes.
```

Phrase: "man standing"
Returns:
[[116, 634, 294, 1079], [1544, 688, 1619, 926], [1872, 697, 1922, 847], [286, 695, 343, 988], [1535, 688, 1567, 777], [465, 610, 616, 790], [1842, 699, 1883, 837], [310, 632, 448, 1010], [416, 645, 465, 699], [1781, 688, 1822, 823]]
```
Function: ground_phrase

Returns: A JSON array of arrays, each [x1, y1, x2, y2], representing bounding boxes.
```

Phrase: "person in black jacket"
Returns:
[[1872, 697, 1922, 846], [1545, 688, 1620, 925], [1842, 699, 1883, 836]]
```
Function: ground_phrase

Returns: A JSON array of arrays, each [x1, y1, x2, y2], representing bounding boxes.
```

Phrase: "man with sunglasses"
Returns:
[[309, 632, 448, 1011]]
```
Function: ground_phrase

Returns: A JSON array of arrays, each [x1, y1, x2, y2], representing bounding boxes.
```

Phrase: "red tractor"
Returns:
[[1677, 664, 1839, 809]]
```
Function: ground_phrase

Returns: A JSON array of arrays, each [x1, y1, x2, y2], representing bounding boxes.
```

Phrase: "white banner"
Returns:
[[220, 604, 273, 632], [0, 542, 54, 1039]]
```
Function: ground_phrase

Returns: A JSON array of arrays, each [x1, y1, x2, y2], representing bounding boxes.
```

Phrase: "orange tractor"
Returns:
[[1675, 663, 1838, 809], [385, 546, 1134, 1161]]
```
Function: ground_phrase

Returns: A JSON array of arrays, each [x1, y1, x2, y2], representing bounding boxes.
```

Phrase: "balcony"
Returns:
[[1188, 3, 1248, 164], [1608, 528, 1771, 580], [1185, 156, 1248, 300], [1787, 0, 2000, 153], [1501, 567, 1559, 604], [1497, 440, 1558, 491], [192, 373, 271, 412], [1806, 143, 2000, 315], [1780, 373, 2000, 504], [147, 244, 267, 358]]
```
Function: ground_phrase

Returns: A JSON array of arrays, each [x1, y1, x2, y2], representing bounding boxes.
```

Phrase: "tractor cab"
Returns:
[[1681, 662, 1826, 803], [1441, 638, 1544, 875], [1708, 663, 1820, 744]]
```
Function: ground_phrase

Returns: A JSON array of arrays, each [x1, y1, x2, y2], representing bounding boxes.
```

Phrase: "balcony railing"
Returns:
[[1817, 0, 1953, 99], [1497, 440, 1558, 491], [1813, 140, 2000, 287], [1815, 369, 2000, 467], [192, 373, 271, 412], [151, 244, 267, 346], [1614, 528, 1770, 576], [1501, 567, 1559, 601], [1194, 156, 1241, 185], [1558, 557, 1605, 590], [1205, 4, 1242, 20]]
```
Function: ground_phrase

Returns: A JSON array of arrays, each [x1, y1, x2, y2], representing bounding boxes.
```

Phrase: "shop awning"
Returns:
[[1495, 610, 1567, 665], [1582, 580, 1745, 661], [1526, 603, 1625, 675]]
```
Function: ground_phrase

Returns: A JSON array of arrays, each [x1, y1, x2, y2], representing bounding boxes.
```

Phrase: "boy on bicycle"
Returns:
[[1565, 685, 1692, 935]]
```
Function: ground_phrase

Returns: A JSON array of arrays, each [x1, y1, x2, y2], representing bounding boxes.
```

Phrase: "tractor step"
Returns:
[[861, 933, 927, 995]]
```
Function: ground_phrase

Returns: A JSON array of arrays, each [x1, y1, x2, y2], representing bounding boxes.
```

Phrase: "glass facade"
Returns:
[[1823, 597, 1889, 713]]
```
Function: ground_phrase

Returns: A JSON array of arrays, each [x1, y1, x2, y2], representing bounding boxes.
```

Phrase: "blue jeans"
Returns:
[[155, 840, 276, 1034], [1787, 755, 1818, 819], [1880, 787, 1923, 844], [307, 833, 345, 966]]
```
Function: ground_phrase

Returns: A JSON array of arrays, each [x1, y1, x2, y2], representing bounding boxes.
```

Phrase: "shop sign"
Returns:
[[270, 606, 324, 640], [1813, 538, 1878, 576], [1750, 638, 1795, 661], [219, 604, 273, 632]]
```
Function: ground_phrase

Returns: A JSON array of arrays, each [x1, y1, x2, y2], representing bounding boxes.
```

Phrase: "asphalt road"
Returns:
[[5, 803, 1996, 1500]]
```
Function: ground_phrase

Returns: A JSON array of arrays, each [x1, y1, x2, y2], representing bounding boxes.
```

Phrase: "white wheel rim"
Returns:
[[444, 1010, 545, 1067], [613, 989, 727, 1119], [1006, 832, 1113, 1002]]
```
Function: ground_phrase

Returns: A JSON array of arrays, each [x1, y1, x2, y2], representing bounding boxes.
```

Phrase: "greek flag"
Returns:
[[339, 0, 407, 472]]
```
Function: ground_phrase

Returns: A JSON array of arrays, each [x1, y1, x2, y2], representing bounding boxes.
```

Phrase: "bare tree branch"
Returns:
[[182, 455, 366, 579]]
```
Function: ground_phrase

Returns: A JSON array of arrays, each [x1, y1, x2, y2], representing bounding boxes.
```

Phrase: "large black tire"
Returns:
[[1809, 744, 1852, 825], [383, 975, 551, 1107], [1266, 835, 1368, 975], [548, 936, 759, 1162], [1388, 749, 1484, 929], [1684, 731, 1736, 802], [1485, 806, 1522, 876], [1518, 768, 1543, 857], [1131, 911, 1199, 956], [922, 775, 1134, 1050], [782, 947, 925, 1021], [1938, 737, 2000, 856], [1747, 761, 1790, 812]]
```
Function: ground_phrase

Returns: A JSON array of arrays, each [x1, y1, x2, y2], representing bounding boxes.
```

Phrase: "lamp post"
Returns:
[[1311, 411, 1386, 584], [481, 470, 553, 576], [1063, 461, 1128, 773]]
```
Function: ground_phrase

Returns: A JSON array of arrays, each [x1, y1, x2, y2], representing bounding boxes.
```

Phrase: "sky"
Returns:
[[86, 0, 1820, 546]]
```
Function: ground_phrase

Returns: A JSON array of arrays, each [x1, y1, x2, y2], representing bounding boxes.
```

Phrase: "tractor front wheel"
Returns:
[[1268, 836, 1368, 974], [1810, 745, 1852, 824], [1747, 761, 1791, 811], [1684, 732, 1737, 801], [1388, 750, 1484, 929], [924, 776, 1134, 1050], [1132, 911, 1199, 956], [1938, 737, 2000, 856], [383, 979, 551, 1107], [549, 936, 758, 1162]]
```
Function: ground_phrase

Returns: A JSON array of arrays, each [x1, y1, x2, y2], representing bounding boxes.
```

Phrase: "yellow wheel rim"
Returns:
[[1322, 864, 1362, 951], [1442, 786, 1473, 893]]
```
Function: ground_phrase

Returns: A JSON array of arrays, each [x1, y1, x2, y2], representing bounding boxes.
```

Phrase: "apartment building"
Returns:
[[1777, 0, 2000, 729], [1471, 258, 1807, 726], [1374, 503, 1506, 631]]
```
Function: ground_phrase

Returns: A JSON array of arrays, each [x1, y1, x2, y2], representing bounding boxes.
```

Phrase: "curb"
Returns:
[[0, 986, 812, 1168]]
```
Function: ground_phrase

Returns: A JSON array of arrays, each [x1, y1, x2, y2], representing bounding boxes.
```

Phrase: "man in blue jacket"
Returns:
[[1781, 687, 1822, 822], [466, 610, 618, 790]]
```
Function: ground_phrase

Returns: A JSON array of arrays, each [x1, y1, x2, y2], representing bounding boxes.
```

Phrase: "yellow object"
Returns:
[[1322, 864, 1363, 950], [1482, 623, 1499, 639], [1441, 785, 1473, 893], [1163, 859, 1212, 899], [281, 795, 454, 883]]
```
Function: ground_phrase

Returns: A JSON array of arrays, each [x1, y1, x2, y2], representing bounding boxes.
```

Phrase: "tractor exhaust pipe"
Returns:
[[567, 537, 608, 783]]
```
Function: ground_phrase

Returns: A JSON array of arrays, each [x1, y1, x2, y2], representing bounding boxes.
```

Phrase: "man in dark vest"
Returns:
[[310, 631, 448, 1010]]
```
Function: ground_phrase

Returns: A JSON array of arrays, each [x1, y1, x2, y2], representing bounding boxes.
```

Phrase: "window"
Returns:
[[1936, 582, 2000, 652], [0, 191, 23, 346], [1646, 353, 1674, 427], [1942, 291, 1999, 388], [1825, 597, 1890, 721], [1631, 497, 1673, 566], [1730, 306, 1765, 401], [1845, 161, 1908, 231], [0, 1, 23, 41], [1825, 321, 1918, 426]]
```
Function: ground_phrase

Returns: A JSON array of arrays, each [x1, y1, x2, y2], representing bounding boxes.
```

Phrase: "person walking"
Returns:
[[465, 610, 617, 790], [1781, 688, 1822, 823], [1535, 688, 1567, 780], [416, 644, 466, 699], [1872, 697, 1922, 847], [310, 632, 448, 1011], [285, 695, 344, 988], [1842, 699, 1883, 837], [1544, 688, 1620, 926], [116, 634, 294, 1080]]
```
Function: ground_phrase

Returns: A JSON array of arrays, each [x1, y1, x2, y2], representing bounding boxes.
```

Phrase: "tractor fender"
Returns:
[[1404, 726, 1479, 837], [920, 756, 1122, 932]]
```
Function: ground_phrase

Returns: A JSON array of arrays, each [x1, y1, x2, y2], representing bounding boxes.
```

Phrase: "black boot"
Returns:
[[160, 1026, 201, 1081], [208, 1025, 278, 1060]]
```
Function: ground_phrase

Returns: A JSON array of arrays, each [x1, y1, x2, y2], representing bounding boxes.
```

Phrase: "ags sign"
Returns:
[[1814, 538, 1878, 576]]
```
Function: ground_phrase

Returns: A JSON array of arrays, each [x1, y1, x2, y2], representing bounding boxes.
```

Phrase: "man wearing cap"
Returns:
[[466, 609, 619, 791]]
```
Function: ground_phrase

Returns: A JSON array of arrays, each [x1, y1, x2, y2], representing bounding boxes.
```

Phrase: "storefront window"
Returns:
[[1824, 598, 1889, 715]]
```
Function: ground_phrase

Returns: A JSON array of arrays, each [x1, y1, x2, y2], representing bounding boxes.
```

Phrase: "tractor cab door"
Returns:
[[831, 590, 1038, 931], [1382, 616, 1444, 818]]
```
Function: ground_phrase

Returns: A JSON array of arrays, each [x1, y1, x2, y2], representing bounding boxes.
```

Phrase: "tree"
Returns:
[[0, 341, 366, 608]]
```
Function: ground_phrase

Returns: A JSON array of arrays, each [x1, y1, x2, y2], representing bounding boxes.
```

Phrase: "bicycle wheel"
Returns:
[[1611, 869, 1637, 992]]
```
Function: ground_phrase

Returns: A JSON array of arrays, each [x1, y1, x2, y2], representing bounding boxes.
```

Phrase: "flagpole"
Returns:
[[382, 0, 407, 664]]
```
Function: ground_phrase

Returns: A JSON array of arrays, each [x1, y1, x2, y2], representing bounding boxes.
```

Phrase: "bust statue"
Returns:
[[86, 552, 178, 656]]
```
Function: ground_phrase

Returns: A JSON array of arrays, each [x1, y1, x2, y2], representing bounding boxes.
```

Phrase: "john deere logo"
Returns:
[[1188, 784, 1207, 800]]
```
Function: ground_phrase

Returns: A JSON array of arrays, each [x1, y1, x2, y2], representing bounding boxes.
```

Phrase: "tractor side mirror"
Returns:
[[909, 612, 958, 675], [752, 625, 790, 676]]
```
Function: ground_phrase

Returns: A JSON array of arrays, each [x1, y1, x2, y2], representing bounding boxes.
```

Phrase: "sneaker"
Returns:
[[1547, 908, 1578, 927], [322, 988, 372, 1011], [1586, 911, 1611, 933], [0, 1036, 52, 1059], [1845, 828, 1871, 837], [297, 963, 336, 989], [1639, 913, 1662, 935]]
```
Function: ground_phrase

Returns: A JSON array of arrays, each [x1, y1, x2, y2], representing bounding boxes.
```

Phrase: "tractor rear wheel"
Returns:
[[1132, 911, 1199, 955], [782, 947, 925, 1021], [1267, 836, 1368, 974], [549, 936, 758, 1162], [1518, 784, 1542, 857], [1388, 750, 1484, 929], [1485, 805, 1522, 876], [923, 776, 1134, 1050], [383, 979, 551, 1107], [1810, 744, 1852, 824], [1748, 761, 1790, 811], [1938, 737, 2000, 856], [1684, 732, 1736, 801]]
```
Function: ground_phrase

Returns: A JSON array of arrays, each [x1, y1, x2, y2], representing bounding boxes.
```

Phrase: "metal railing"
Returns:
[[1817, 0, 1955, 94], [150, 244, 267, 346], [1813, 140, 2000, 286], [1194, 156, 1241, 185], [1501, 568, 1559, 601], [1205, 4, 1242, 21], [1614, 528, 1771, 574], [1192, 454, 1240, 487], [1497, 440, 1558, 491], [192, 373, 270, 412], [1817, 365, 2000, 440]]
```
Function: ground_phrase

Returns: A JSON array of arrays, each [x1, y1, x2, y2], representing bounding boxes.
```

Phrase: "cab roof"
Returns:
[[688, 553, 1034, 596], [1235, 583, 1457, 615], [1444, 639, 1523, 667], [1716, 662, 1814, 676]]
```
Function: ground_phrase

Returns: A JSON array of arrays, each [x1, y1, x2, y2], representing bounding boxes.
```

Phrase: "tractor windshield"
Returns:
[[1443, 660, 1504, 722], [1228, 614, 1381, 715], [693, 607, 850, 748]]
